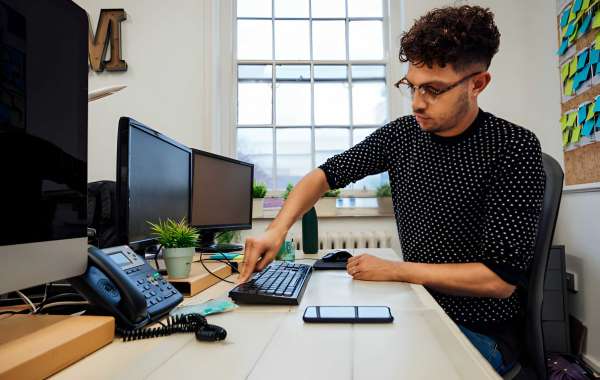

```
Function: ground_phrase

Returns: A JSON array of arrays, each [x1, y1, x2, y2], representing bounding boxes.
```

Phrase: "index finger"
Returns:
[[238, 239, 259, 283]]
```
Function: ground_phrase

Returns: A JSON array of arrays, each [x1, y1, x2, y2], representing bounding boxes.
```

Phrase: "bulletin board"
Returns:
[[557, 0, 600, 189]]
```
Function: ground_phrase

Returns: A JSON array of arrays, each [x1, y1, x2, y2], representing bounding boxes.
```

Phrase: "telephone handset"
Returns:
[[71, 245, 183, 329]]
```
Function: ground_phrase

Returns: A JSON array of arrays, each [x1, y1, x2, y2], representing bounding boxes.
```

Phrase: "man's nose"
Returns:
[[412, 91, 427, 113]]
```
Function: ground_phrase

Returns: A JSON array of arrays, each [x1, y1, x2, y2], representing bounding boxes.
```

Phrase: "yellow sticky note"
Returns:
[[595, 32, 600, 49], [569, 7, 577, 23], [561, 114, 568, 131], [569, 24, 579, 43], [567, 111, 578, 126], [569, 57, 579, 77], [587, 102, 596, 120], [561, 63, 570, 82], [563, 130, 570, 146], [572, 125, 582, 142], [565, 79, 574, 96], [583, 0, 591, 11], [593, 11, 600, 29]]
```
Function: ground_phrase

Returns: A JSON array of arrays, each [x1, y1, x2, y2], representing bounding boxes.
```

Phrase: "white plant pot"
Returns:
[[315, 197, 337, 217], [253, 198, 264, 218], [163, 247, 194, 279], [377, 197, 393, 215]]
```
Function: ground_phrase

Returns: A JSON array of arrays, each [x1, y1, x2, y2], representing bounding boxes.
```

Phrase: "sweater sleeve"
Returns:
[[479, 130, 546, 286], [318, 125, 391, 190]]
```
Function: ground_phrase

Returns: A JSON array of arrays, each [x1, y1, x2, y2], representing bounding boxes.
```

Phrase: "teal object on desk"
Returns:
[[276, 240, 295, 261], [209, 252, 240, 260], [302, 207, 318, 254]]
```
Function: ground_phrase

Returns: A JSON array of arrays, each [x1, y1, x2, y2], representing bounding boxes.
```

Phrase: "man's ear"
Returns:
[[472, 72, 491, 96]]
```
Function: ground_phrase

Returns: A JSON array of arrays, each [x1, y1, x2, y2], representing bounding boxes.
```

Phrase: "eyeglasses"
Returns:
[[394, 71, 483, 103]]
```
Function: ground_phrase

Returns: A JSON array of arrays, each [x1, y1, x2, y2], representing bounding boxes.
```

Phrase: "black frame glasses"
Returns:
[[394, 71, 483, 101]]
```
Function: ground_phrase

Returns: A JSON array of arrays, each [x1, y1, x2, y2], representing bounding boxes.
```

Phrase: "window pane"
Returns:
[[314, 65, 347, 80], [237, 0, 272, 18], [354, 172, 388, 191], [275, 0, 309, 18], [315, 129, 349, 166], [239, 65, 272, 80], [276, 83, 311, 126], [276, 129, 311, 189], [351, 65, 385, 79], [353, 128, 375, 145], [311, 0, 345, 18], [349, 21, 383, 60], [347, 0, 383, 18], [312, 21, 346, 60], [276, 65, 310, 80], [237, 128, 273, 188], [275, 20, 310, 60], [314, 82, 350, 125], [238, 82, 272, 125], [237, 20, 272, 60], [352, 81, 386, 125]]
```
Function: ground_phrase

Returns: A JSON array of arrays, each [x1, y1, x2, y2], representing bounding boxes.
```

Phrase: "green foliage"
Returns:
[[252, 182, 267, 198], [323, 188, 341, 198], [375, 183, 392, 197], [282, 183, 294, 200], [147, 218, 199, 248], [216, 230, 241, 244]]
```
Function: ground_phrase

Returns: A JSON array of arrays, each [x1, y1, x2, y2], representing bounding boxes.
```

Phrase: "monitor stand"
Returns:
[[196, 231, 243, 253]]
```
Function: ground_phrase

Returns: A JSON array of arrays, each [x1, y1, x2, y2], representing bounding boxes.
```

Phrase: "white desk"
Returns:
[[53, 249, 500, 379]]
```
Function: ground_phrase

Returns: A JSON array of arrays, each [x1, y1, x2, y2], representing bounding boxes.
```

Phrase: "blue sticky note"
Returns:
[[574, 0, 583, 13], [590, 49, 600, 64], [578, 50, 589, 69], [581, 12, 593, 34], [578, 104, 588, 123], [582, 119, 595, 136], [558, 39, 569, 55], [566, 22, 576, 37], [596, 116, 600, 130], [561, 9, 571, 27], [594, 97, 600, 113], [208, 252, 240, 260]]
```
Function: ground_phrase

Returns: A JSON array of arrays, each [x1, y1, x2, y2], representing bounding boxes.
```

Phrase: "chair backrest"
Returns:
[[525, 153, 564, 380]]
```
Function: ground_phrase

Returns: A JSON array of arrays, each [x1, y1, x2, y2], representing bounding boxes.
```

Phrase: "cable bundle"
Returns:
[[118, 313, 207, 342]]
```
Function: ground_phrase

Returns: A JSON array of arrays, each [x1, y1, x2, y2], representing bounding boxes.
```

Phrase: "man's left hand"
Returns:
[[346, 254, 401, 281]]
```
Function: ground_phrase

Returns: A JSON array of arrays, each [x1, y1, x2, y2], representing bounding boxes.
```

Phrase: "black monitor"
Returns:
[[0, 0, 88, 294], [190, 149, 253, 252], [116, 117, 191, 253]]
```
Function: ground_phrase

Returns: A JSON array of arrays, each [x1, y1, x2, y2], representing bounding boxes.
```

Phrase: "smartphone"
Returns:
[[303, 306, 393, 323]]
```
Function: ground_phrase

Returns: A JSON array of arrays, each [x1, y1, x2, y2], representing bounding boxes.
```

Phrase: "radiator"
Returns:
[[293, 231, 393, 251]]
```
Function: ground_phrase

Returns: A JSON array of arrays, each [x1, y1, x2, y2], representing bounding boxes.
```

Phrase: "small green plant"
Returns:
[[252, 182, 267, 198], [323, 188, 341, 198], [375, 183, 392, 197], [216, 230, 241, 244], [148, 218, 199, 248], [282, 183, 294, 200]]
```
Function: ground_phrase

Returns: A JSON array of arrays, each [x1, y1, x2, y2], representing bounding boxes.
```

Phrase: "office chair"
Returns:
[[504, 153, 564, 380]]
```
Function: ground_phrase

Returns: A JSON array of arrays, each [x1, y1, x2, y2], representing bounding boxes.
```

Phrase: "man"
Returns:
[[239, 5, 545, 375]]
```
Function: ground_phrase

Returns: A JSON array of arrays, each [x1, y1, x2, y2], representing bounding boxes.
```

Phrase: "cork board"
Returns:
[[557, 1, 600, 187]]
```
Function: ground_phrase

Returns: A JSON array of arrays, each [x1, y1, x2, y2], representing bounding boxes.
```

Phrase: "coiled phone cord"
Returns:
[[117, 313, 227, 342]]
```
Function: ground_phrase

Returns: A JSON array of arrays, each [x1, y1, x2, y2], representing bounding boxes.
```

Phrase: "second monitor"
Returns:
[[190, 149, 253, 252]]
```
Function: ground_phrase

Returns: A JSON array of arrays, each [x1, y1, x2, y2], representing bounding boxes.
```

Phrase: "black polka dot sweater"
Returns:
[[319, 109, 545, 328]]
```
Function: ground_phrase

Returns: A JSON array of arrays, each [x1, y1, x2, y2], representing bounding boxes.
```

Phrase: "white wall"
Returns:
[[403, 0, 600, 370]]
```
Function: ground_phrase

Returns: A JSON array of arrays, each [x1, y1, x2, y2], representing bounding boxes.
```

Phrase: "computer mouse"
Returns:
[[321, 250, 352, 263]]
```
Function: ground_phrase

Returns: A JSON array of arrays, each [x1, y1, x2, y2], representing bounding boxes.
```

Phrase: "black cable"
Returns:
[[198, 253, 235, 284], [117, 313, 226, 342], [34, 293, 85, 314]]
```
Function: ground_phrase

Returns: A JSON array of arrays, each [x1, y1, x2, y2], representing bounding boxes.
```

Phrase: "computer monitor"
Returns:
[[190, 149, 253, 252], [0, 0, 88, 295], [116, 117, 191, 253]]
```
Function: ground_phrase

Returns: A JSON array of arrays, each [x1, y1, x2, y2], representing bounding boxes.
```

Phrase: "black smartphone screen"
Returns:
[[303, 306, 393, 323]]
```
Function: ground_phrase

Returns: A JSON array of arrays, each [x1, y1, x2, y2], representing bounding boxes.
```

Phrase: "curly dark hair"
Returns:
[[399, 5, 500, 72]]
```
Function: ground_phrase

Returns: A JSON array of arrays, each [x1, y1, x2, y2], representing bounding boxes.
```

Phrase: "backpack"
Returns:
[[87, 180, 119, 248], [547, 354, 598, 380]]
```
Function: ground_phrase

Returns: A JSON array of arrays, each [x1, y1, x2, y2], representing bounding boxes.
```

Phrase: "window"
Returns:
[[235, 0, 390, 192]]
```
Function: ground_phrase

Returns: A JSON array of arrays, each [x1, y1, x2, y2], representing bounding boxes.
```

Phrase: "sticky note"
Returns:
[[596, 115, 600, 130], [567, 111, 578, 126], [565, 78, 574, 96], [563, 130, 570, 146], [590, 49, 600, 64], [578, 50, 589, 69], [574, 0, 583, 13], [583, 119, 595, 136], [578, 104, 588, 124], [572, 125, 582, 142], [583, 0, 591, 11], [569, 24, 579, 42], [593, 11, 600, 29], [561, 9, 571, 27], [558, 39, 569, 56], [561, 114, 568, 131], [581, 12, 593, 35], [561, 63, 570, 82], [566, 22, 576, 37], [570, 56, 579, 77], [587, 102, 596, 120], [569, 7, 577, 22]]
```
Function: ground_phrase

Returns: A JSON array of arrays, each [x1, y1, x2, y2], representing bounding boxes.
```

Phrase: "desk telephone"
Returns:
[[71, 245, 183, 329]]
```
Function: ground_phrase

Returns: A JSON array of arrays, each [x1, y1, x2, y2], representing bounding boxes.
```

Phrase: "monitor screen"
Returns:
[[190, 150, 253, 230], [117, 118, 191, 248]]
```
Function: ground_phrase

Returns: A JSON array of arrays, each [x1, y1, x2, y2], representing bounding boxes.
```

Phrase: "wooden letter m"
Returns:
[[88, 9, 127, 72]]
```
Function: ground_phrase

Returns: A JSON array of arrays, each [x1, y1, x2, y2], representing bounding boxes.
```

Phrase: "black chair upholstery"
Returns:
[[516, 153, 564, 380]]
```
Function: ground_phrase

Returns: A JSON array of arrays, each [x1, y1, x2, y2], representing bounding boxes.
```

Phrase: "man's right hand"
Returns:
[[238, 226, 287, 283]]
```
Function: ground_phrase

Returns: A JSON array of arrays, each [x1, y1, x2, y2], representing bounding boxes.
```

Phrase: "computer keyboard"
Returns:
[[229, 261, 312, 305]]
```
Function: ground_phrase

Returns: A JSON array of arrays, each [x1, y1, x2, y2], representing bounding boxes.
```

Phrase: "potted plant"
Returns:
[[315, 188, 340, 217], [252, 181, 267, 218], [148, 218, 199, 279], [282, 183, 294, 201], [376, 183, 393, 215]]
